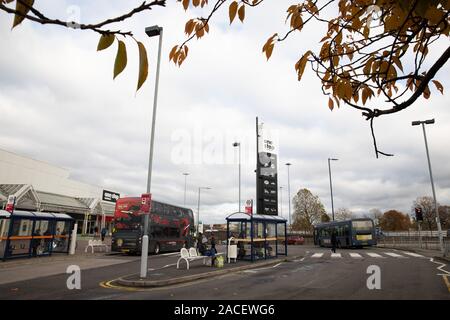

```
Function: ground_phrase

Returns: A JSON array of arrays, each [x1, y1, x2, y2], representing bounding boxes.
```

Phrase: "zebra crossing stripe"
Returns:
[[384, 252, 405, 258], [366, 252, 383, 258], [402, 252, 424, 258], [311, 253, 324, 258], [331, 253, 341, 258], [349, 253, 362, 258]]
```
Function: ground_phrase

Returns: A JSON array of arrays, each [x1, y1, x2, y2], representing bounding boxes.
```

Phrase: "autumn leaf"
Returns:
[[328, 97, 334, 111], [185, 19, 195, 36], [432, 80, 444, 94], [97, 34, 115, 51], [295, 50, 312, 81], [238, 4, 245, 23], [114, 40, 127, 79], [182, 0, 190, 11], [262, 34, 277, 60], [229, 1, 238, 24], [136, 41, 148, 91], [12, 0, 34, 29], [169, 45, 178, 62]]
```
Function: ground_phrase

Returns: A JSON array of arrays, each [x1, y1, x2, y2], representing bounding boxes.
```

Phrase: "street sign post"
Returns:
[[5, 195, 16, 213], [245, 199, 253, 215], [141, 193, 151, 214]]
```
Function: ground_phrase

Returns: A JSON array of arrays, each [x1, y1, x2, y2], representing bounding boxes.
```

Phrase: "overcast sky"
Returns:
[[0, 1, 449, 224]]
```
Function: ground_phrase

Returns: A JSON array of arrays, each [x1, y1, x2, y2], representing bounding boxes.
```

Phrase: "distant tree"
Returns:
[[335, 208, 354, 221], [321, 212, 331, 223], [438, 205, 450, 230], [412, 196, 439, 231], [379, 210, 411, 231], [368, 208, 383, 227], [292, 188, 326, 231]]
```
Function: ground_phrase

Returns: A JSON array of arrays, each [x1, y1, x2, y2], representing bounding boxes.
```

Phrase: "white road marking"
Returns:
[[384, 252, 405, 258], [331, 253, 341, 258], [311, 253, 324, 258], [401, 252, 424, 258], [349, 253, 362, 258], [366, 252, 383, 258]]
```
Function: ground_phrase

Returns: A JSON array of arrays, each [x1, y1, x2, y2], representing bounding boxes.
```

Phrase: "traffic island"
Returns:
[[114, 256, 303, 288]]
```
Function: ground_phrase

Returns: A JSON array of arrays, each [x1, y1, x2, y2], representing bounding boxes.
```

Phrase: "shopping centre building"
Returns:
[[0, 148, 121, 235]]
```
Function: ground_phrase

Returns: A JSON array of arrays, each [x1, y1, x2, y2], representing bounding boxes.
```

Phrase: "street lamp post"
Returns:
[[285, 163, 292, 229], [328, 158, 338, 221], [182, 173, 189, 206], [140, 25, 163, 279], [233, 142, 241, 212], [279, 186, 283, 218], [197, 187, 211, 235], [412, 119, 444, 253]]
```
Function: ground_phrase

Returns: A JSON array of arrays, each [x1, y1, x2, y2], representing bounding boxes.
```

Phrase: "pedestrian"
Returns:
[[101, 227, 107, 242], [94, 226, 99, 237], [210, 235, 217, 254], [32, 229, 41, 257], [197, 233, 206, 255], [331, 229, 337, 253]]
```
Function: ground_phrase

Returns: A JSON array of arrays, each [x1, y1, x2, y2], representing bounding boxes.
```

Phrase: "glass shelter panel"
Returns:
[[277, 223, 286, 255]]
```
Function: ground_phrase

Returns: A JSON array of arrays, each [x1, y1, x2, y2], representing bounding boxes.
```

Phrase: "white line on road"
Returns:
[[349, 253, 362, 258], [366, 252, 383, 258], [384, 252, 405, 258], [311, 253, 324, 258], [401, 252, 424, 258], [331, 253, 342, 258]]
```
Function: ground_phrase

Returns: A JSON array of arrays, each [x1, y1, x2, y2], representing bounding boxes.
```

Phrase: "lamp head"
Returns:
[[145, 25, 162, 37], [232, 142, 240, 147]]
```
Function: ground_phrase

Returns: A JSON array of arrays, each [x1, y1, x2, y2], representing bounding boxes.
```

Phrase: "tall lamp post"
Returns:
[[197, 187, 211, 235], [233, 142, 241, 212], [285, 163, 292, 229], [279, 186, 283, 218], [328, 158, 338, 221], [182, 173, 189, 206], [412, 119, 444, 253], [140, 25, 163, 279]]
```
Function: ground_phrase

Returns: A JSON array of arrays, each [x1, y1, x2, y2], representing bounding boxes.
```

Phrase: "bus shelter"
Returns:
[[226, 212, 287, 262], [0, 210, 74, 261]]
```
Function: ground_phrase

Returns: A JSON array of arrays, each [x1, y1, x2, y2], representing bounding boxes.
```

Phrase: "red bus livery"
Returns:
[[111, 197, 195, 254]]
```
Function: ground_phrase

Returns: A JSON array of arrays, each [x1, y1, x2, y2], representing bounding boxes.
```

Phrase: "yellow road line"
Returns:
[[442, 275, 450, 293]]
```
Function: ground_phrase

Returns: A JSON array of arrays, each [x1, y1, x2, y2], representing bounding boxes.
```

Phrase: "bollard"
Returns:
[[140, 235, 149, 278], [69, 223, 77, 255]]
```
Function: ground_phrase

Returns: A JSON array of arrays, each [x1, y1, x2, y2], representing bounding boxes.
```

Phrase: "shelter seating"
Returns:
[[176, 247, 206, 270], [85, 239, 109, 253]]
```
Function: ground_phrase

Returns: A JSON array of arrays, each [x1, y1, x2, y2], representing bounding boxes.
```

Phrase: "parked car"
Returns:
[[286, 235, 305, 245]]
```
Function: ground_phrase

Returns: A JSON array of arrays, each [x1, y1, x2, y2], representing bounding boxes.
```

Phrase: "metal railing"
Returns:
[[377, 235, 449, 254]]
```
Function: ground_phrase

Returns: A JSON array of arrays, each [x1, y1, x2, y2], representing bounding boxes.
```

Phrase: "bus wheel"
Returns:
[[154, 243, 160, 255]]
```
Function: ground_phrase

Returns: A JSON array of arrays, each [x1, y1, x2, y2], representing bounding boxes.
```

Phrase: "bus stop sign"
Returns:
[[141, 193, 151, 214], [5, 195, 16, 213]]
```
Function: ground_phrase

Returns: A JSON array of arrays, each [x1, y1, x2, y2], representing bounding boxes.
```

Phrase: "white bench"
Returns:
[[85, 239, 109, 253], [177, 247, 206, 270]]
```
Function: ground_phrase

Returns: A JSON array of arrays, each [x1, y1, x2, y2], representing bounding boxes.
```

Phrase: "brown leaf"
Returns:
[[295, 50, 312, 81], [113, 40, 127, 79], [169, 45, 178, 62], [182, 0, 190, 11], [238, 4, 245, 23], [185, 19, 195, 36], [432, 80, 444, 94], [12, 0, 34, 29], [328, 97, 334, 111], [136, 41, 148, 91], [229, 1, 238, 24], [97, 34, 115, 51]]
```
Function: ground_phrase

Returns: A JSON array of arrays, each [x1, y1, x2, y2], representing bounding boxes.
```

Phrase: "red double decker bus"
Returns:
[[111, 197, 195, 254]]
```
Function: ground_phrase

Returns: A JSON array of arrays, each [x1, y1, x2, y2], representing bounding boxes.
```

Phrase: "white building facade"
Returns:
[[0, 148, 120, 234]]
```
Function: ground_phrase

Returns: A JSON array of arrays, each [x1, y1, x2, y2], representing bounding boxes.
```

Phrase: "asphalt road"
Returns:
[[0, 246, 448, 300]]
